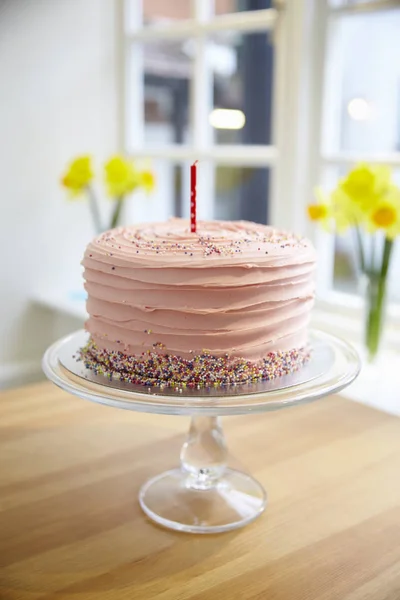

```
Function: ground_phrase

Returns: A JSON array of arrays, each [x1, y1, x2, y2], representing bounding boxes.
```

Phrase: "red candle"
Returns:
[[190, 160, 198, 233]]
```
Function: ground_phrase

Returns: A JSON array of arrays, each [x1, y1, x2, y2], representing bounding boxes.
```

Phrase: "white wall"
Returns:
[[0, 0, 120, 388]]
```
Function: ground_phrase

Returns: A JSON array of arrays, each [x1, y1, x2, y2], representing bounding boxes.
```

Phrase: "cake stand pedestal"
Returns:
[[140, 415, 266, 532], [42, 329, 360, 534]]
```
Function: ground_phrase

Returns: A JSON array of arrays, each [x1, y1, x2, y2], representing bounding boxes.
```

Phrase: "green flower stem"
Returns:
[[110, 196, 124, 229], [354, 224, 366, 274], [86, 185, 103, 233], [370, 233, 376, 274], [365, 237, 393, 361], [381, 237, 393, 280]]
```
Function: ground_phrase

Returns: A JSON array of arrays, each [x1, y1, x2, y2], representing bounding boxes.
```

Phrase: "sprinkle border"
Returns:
[[78, 339, 311, 388]]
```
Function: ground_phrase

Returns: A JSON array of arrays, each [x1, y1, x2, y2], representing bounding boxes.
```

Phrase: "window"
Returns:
[[123, 0, 276, 228], [322, 1, 400, 302], [122, 0, 400, 347], [316, 0, 400, 348]]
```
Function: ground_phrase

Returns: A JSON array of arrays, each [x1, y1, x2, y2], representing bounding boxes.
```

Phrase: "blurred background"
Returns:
[[1, 0, 400, 390]]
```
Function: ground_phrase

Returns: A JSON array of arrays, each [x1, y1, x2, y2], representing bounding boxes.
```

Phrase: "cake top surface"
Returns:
[[84, 218, 315, 268]]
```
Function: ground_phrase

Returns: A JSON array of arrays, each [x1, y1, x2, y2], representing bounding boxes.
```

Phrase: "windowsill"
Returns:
[[313, 296, 400, 354], [339, 344, 400, 417], [32, 287, 87, 321], [32, 289, 399, 416], [312, 305, 400, 416]]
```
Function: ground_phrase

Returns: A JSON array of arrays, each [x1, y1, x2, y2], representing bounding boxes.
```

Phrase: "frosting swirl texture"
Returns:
[[82, 218, 316, 361]]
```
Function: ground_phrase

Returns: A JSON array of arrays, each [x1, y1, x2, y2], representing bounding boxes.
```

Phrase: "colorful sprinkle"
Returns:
[[78, 339, 310, 388]]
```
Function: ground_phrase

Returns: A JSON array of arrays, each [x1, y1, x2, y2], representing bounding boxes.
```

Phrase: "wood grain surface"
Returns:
[[1, 381, 400, 600]]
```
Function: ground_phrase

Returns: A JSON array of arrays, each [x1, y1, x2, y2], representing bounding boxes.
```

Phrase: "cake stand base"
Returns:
[[42, 329, 361, 535], [139, 467, 267, 534]]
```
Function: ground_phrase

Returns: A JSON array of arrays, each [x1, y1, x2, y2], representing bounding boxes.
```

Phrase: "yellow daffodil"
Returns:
[[308, 162, 399, 361], [331, 187, 360, 231], [307, 203, 329, 222], [61, 156, 93, 197], [367, 188, 400, 240], [104, 155, 139, 197], [339, 163, 391, 213], [308, 188, 347, 232], [61, 153, 155, 232], [140, 170, 156, 193], [307, 188, 332, 231]]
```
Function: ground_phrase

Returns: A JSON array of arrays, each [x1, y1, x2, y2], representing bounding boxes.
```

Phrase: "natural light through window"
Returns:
[[209, 109, 246, 130], [347, 98, 372, 121]]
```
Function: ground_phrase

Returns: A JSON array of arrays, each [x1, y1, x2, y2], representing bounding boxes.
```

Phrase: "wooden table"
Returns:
[[1, 382, 400, 600]]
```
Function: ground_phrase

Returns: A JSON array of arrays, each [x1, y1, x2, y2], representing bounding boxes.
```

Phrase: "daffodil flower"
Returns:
[[307, 204, 328, 222], [307, 163, 399, 361], [331, 187, 362, 231], [307, 188, 352, 233], [104, 155, 139, 197], [61, 154, 155, 232], [140, 170, 156, 194], [367, 188, 400, 240], [307, 188, 331, 227], [339, 163, 391, 212], [61, 156, 93, 197]]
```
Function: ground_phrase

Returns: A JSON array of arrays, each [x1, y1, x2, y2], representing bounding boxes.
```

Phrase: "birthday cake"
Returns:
[[80, 218, 316, 387]]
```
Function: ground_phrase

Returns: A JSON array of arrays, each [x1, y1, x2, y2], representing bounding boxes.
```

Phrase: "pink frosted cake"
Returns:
[[80, 218, 316, 387]]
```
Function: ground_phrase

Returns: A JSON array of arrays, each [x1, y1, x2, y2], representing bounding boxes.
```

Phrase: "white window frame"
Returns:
[[121, 0, 320, 225], [122, 2, 279, 162], [120, 0, 400, 350]]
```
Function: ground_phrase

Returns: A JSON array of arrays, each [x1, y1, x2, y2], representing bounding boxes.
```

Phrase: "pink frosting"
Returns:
[[82, 218, 316, 360]]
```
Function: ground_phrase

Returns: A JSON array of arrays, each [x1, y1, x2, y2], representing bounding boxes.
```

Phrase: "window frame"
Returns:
[[123, 0, 280, 224], [316, 0, 400, 345], [120, 0, 400, 348], [122, 1, 278, 163]]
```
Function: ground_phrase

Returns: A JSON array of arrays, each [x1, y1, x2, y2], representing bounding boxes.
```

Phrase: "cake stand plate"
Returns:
[[42, 329, 360, 534]]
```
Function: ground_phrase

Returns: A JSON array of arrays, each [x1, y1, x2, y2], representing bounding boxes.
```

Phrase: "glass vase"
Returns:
[[362, 272, 388, 362]]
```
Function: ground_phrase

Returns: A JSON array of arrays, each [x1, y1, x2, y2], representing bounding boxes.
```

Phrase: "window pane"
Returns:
[[333, 232, 400, 302], [324, 9, 400, 154], [143, 0, 192, 25], [333, 232, 357, 294], [123, 160, 179, 224], [215, 167, 269, 222], [184, 164, 269, 224], [143, 41, 191, 146], [122, 160, 210, 222], [215, 0, 271, 13], [391, 236, 400, 302], [208, 31, 273, 145], [121, 162, 269, 225]]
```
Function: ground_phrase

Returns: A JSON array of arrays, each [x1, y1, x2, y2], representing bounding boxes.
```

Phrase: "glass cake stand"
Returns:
[[42, 329, 360, 534]]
